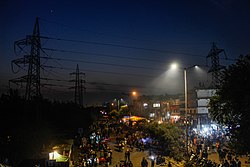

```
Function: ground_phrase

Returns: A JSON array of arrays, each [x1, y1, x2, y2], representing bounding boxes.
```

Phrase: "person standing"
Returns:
[[107, 149, 112, 165], [141, 157, 148, 167], [235, 157, 241, 167], [125, 149, 130, 162], [128, 161, 133, 167], [223, 160, 230, 167], [151, 158, 155, 167]]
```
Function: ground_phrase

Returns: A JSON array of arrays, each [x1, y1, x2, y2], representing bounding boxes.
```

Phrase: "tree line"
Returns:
[[209, 54, 250, 154], [0, 91, 103, 166]]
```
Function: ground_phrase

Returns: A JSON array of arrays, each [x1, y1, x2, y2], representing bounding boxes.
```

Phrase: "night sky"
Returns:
[[1, 0, 250, 104]]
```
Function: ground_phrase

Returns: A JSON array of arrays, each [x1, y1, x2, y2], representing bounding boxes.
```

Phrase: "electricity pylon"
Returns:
[[206, 42, 227, 88], [70, 64, 86, 107], [10, 17, 42, 100]]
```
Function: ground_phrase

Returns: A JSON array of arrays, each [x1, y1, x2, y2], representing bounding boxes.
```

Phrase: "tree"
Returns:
[[144, 122, 184, 161], [209, 54, 250, 153], [0, 93, 98, 165], [109, 109, 119, 120]]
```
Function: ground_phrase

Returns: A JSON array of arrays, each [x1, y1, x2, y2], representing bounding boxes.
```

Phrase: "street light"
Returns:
[[132, 91, 137, 96], [184, 65, 198, 157], [170, 63, 198, 156], [122, 91, 137, 105]]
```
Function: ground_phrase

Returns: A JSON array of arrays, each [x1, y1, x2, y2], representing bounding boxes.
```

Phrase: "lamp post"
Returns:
[[184, 65, 198, 157], [122, 91, 137, 105], [170, 63, 199, 156], [184, 67, 188, 157]]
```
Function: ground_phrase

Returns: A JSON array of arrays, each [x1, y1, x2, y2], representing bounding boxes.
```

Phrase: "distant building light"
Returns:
[[153, 103, 160, 108], [149, 155, 155, 160], [49, 151, 61, 160], [166, 112, 170, 117], [149, 113, 155, 118]]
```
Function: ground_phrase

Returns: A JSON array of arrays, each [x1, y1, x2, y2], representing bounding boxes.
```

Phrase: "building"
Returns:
[[132, 94, 182, 123], [196, 89, 216, 132], [46, 139, 73, 167]]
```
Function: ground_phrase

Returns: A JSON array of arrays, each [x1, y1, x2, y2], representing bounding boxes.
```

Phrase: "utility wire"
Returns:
[[42, 65, 155, 78], [40, 56, 163, 71], [40, 36, 205, 58], [42, 47, 164, 63], [39, 17, 214, 49], [40, 36, 237, 62], [40, 77, 147, 89]]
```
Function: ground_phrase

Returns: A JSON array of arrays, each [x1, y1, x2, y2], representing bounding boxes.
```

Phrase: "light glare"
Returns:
[[171, 63, 178, 69]]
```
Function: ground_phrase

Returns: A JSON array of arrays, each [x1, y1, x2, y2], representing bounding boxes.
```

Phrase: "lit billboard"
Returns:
[[197, 89, 216, 98], [197, 99, 210, 107], [197, 107, 209, 114]]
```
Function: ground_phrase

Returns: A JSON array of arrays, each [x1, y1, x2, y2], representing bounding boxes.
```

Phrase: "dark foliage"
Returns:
[[0, 91, 102, 166], [143, 122, 185, 161], [209, 54, 250, 154]]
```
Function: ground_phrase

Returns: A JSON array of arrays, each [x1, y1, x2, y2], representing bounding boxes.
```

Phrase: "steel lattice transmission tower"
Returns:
[[206, 42, 227, 88], [9, 17, 42, 100], [70, 64, 86, 107]]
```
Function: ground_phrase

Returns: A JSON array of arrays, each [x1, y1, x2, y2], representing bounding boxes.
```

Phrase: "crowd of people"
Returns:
[[73, 119, 146, 166], [74, 118, 174, 167], [187, 129, 243, 167], [73, 118, 246, 167]]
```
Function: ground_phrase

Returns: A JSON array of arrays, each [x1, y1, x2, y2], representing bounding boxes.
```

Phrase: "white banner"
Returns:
[[197, 107, 209, 114], [197, 89, 216, 98], [197, 99, 210, 107]]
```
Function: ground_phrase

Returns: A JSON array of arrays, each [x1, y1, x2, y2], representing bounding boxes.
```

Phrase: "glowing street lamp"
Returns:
[[170, 62, 199, 156], [122, 91, 138, 105], [184, 65, 199, 156], [170, 63, 178, 70], [132, 91, 137, 96]]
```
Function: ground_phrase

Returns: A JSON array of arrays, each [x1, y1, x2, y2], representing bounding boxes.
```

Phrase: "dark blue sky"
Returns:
[[1, 0, 250, 104]]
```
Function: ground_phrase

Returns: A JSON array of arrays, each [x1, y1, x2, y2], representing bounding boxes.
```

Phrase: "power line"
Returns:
[[42, 65, 155, 78], [40, 36, 206, 58], [40, 77, 147, 89], [86, 81, 144, 88], [40, 76, 167, 94], [39, 17, 211, 47], [40, 56, 163, 71], [42, 47, 165, 63], [42, 36, 237, 61], [40, 47, 67, 70], [39, 17, 237, 62]]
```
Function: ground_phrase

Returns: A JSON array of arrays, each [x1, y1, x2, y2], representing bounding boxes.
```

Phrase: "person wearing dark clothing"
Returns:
[[235, 158, 241, 167], [230, 159, 237, 167], [141, 157, 148, 167], [151, 158, 155, 167], [227, 152, 232, 161], [107, 149, 112, 165], [125, 149, 130, 162], [223, 160, 230, 167], [127, 161, 133, 167], [168, 162, 172, 167]]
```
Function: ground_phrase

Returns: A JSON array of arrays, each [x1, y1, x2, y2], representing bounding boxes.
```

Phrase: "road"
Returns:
[[105, 136, 250, 167], [106, 136, 184, 167], [107, 137, 149, 167], [208, 152, 250, 167]]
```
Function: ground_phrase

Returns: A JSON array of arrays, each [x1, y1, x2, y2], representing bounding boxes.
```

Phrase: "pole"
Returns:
[[117, 99, 120, 111], [184, 68, 189, 156]]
